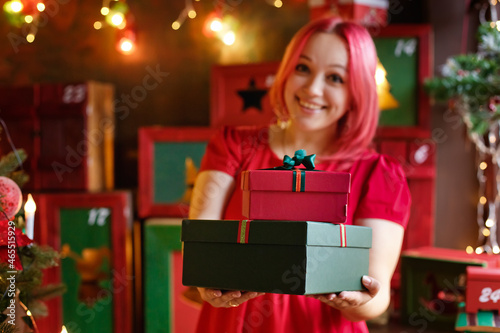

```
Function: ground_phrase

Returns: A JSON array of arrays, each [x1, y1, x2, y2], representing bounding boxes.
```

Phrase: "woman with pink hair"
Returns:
[[189, 16, 411, 332]]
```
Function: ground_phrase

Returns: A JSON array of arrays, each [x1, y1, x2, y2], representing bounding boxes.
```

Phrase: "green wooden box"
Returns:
[[400, 247, 500, 331], [181, 219, 372, 295]]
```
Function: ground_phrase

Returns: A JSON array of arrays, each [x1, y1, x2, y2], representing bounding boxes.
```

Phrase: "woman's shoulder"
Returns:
[[354, 149, 407, 179], [212, 125, 271, 149]]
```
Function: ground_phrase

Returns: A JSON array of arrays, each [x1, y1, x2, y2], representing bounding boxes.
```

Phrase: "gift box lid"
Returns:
[[241, 169, 351, 193], [467, 266, 500, 281], [181, 219, 371, 248]]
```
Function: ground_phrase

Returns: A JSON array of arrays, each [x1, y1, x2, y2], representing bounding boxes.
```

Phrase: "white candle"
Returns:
[[24, 193, 36, 239], [61, 325, 68, 333]]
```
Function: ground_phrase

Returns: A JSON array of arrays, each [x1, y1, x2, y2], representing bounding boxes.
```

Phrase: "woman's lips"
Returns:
[[297, 97, 324, 114]]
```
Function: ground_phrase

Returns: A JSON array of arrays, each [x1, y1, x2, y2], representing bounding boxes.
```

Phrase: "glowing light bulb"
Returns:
[[486, 219, 495, 227], [476, 247, 484, 254], [25, 15, 33, 23], [94, 21, 103, 29], [483, 228, 491, 237], [494, 246, 500, 254], [10, 0, 23, 13], [119, 38, 134, 53], [101, 7, 109, 15], [222, 30, 235, 45], [480, 162, 488, 170], [210, 18, 222, 32], [37, 2, 45, 12], [110, 13, 124, 26], [466, 246, 474, 254], [26, 33, 35, 43], [274, 0, 283, 8], [188, 9, 196, 19], [172, 21, 181, 30], [61, 326, 68, 333]]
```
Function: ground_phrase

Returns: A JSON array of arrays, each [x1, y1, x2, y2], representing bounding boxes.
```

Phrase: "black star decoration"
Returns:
[[237, 78, 268, 112]]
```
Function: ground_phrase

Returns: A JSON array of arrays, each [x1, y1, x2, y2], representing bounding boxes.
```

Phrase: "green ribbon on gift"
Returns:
[[280, 149, 316, 170]]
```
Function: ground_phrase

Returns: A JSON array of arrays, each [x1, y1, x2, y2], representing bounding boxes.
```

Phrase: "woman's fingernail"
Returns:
[[248, 292, 257, 298], [213, 291, 222, 297], [362, 276, 372, 286]]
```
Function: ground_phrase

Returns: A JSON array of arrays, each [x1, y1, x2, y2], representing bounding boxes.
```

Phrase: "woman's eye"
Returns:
[[295, 64, 309, 73], [327, 74, 344, 84]]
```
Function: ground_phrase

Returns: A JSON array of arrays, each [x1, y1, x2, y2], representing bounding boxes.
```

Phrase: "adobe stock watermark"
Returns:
[[62, 267, 134, 332], [7, 0, 73, 53], [51, 64, 169, 183]]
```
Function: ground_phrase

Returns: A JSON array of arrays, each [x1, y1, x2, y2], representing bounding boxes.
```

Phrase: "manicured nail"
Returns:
[[328, 294, 336, 301], [232, 292, 241, 298], [213, 290, 222, 297], [362, 276, 372, 286], [248, 292, 257, 298]]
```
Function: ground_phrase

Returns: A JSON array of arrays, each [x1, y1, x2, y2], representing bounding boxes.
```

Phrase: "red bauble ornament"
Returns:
[[0, 176, 22, 222]]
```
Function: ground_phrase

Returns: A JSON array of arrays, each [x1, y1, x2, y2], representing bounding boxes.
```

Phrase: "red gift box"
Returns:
[[309, 0, 389, 26], [466, 266, 500, 313], [241, 169, 350, 223]]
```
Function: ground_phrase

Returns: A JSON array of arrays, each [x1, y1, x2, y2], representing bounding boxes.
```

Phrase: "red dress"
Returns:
[[196, 126, 411, 333]]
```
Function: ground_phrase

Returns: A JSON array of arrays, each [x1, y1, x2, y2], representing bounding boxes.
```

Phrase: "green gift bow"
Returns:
[[281, 149, 316, 170]]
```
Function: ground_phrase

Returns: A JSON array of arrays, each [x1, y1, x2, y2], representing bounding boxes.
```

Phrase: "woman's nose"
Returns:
[[303, 75, 323, 96]]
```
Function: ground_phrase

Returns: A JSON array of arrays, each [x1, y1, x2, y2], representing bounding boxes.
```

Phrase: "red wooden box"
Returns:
[[0, 82, 115, 191], [241, 169, 350, 223], [466, 266, 500, 314], [309, 0, 389, 26]]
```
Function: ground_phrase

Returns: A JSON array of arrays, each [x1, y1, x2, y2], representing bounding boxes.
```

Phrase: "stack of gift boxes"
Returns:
[[181, 150, 372, 295]]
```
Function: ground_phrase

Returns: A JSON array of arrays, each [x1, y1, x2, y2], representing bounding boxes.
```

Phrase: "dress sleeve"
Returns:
[[199, 126, 242, 176], [354, 155, 411, 229]]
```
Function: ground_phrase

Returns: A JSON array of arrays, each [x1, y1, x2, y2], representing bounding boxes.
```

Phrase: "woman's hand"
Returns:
[[309, 275, 380, 310], [197, 288, 265, 308]]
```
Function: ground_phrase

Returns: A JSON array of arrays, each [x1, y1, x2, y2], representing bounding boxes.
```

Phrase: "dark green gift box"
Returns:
[[181, 219, 372, 295]]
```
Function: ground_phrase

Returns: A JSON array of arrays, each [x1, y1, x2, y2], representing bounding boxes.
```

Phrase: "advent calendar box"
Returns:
[[309, 0, 389, 26], [181, 219, 371, 295], [0, 81, 114, 191], [400, 247, 500, 330], [465, 266, 500, 313], [241, 169, 350, 223]]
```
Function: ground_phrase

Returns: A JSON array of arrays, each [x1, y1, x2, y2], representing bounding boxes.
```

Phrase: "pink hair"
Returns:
[[269, 16, 379, 165]]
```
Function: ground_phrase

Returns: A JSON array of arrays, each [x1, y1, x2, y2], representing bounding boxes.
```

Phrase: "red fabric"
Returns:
[[196, 126, 411, 333]]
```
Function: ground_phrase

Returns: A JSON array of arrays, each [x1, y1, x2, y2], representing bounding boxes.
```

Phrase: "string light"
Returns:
[[274, 0, 283, 8], [37, 2, 45, 12], [486, 218, 496, 227], [26, 33, 35, 43], [466, 246, 474, 254], [8, 0, 23, 13], [480, 161, 488, 170], [222, 30, 235, 45], [172, 21, 181, 30], [96, 0, 136, 55], [188, 9, 197, 19]]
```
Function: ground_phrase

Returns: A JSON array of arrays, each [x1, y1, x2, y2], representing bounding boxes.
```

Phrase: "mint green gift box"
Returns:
[[182, 219, 372, 295]]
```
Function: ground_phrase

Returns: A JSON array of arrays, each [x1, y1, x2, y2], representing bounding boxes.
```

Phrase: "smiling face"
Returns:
[[284, 32, 351, 133]]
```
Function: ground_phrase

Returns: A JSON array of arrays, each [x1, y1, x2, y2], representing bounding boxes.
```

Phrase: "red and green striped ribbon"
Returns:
[[292, 170, 306, 192], [339, 223, 347, 247], [237, 220, 250, 244]]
